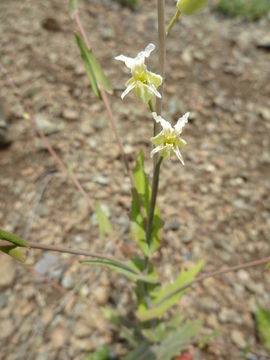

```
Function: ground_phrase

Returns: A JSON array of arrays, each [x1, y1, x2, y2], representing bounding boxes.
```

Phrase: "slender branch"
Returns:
[[0, 66, 93, 211], [72, 10, 92, 50], [26, 240, 120, 262], [155, 256, 270, 307], [166, 9, 181, 36]]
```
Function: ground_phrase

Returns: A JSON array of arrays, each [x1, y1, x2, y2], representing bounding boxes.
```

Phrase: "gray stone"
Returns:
[[0, 318, 14, 340], [200, 296, 220, 311], [0, 293, 7, 309], [182, 232, 193, 244], [93, 286, 109, 305], [259, 107, 270, 121], [246, 281, 264, 295], [218, 308, 241, 324], [93, 174, 109, 186], [80, 120, 93, 135], [256, 35, 270, 50], [61, 274, 74, 290], [51, 326, 68, 349], [34, 253, 59, 274], [233, 199, 248, 210], [101, 27, 114, 41], [231, 330, 246, 348], [36, 113, 65, 135], [74, 321, 91, 338], [165, 220, 180, 231], [62, 108, 79, 121]]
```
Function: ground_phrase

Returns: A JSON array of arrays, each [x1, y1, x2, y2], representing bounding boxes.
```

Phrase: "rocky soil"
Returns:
[[0, 0, 269, 359]]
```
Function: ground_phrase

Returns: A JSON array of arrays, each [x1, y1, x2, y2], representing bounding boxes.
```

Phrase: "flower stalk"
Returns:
[[166, 9, 181, 36], [145, 0, 167, 253]]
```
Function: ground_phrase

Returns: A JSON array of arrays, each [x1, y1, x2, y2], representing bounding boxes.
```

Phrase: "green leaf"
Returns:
[[123, 342, 156, 360], [257, 307, 270, 349], [131, 151, 162, 256], [136, 260, 204, 321], [95, 203, 114, 236], [266, 261, 270, 270], [88, 51, 113, 95], [75, 33, 113, 99], [0, 244, 26, 262], [102, 307, 145, 347], [155, 319, 202, 360], [83, 258, 159, 284], [0, 229, 28, 248], [85, 345, 110, 360], [69, 0, 78, 12], [75, 33, 101, 99]]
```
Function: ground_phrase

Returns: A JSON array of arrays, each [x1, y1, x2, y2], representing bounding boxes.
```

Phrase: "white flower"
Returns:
[[115, 44, 162, 104], [151, 112, 190, 165]]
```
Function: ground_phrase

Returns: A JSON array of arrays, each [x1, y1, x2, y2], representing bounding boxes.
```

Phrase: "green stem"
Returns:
[[146, 157, 162, 247], [148, 99, 154, 113], [155, 0, 166, 122], [166, 9, 181, 36]]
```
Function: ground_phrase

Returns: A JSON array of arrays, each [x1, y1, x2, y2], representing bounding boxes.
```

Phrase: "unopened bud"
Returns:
[[177, 0, 208, 15]]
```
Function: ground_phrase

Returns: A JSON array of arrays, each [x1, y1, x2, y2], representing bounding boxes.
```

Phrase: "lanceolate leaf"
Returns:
[[123, 342, 156, 360], [0, 229, 28, 248], [83, 258, 159, 284], [130, 151, 162, 256], [155, 320, 202, 360], [75, 33, 101, 99], [136, 260, 204, 321], [75, 33, 113, 99], [257, 307, 270, 349], [88, 51, 113, 95], [95, 203, 114, 236]]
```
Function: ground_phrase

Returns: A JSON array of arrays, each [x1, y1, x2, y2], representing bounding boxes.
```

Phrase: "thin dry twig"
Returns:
[[26, 240, 121, 262]]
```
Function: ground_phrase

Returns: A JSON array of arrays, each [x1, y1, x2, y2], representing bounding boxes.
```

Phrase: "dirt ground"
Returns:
[[0, 0, 269, 359]]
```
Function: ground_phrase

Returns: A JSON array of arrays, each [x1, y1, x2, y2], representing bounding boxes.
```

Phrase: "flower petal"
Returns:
[[152, 112, 162, 124], [134, 43, 155, 67], [115, 55, 134, 69], [174, 112, 190, 134], [147, 84, 161, 98], [151, 132, 164, 146], [174, 146, 185, 165], [135, 83, 152, 104], [151, 144, 166, 157], [121, 80, 136, 99], [142, 43, 155, 58], [152, 113, 173, 132], [147, 71, 163, 89]]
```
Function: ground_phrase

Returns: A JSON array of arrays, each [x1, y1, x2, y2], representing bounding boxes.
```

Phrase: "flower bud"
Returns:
[[177, 0, 208, 15]]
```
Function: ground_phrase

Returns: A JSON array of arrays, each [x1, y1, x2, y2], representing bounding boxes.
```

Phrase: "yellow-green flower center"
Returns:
[[133, 64, 148, 84], [163, 131, 178, 146]]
